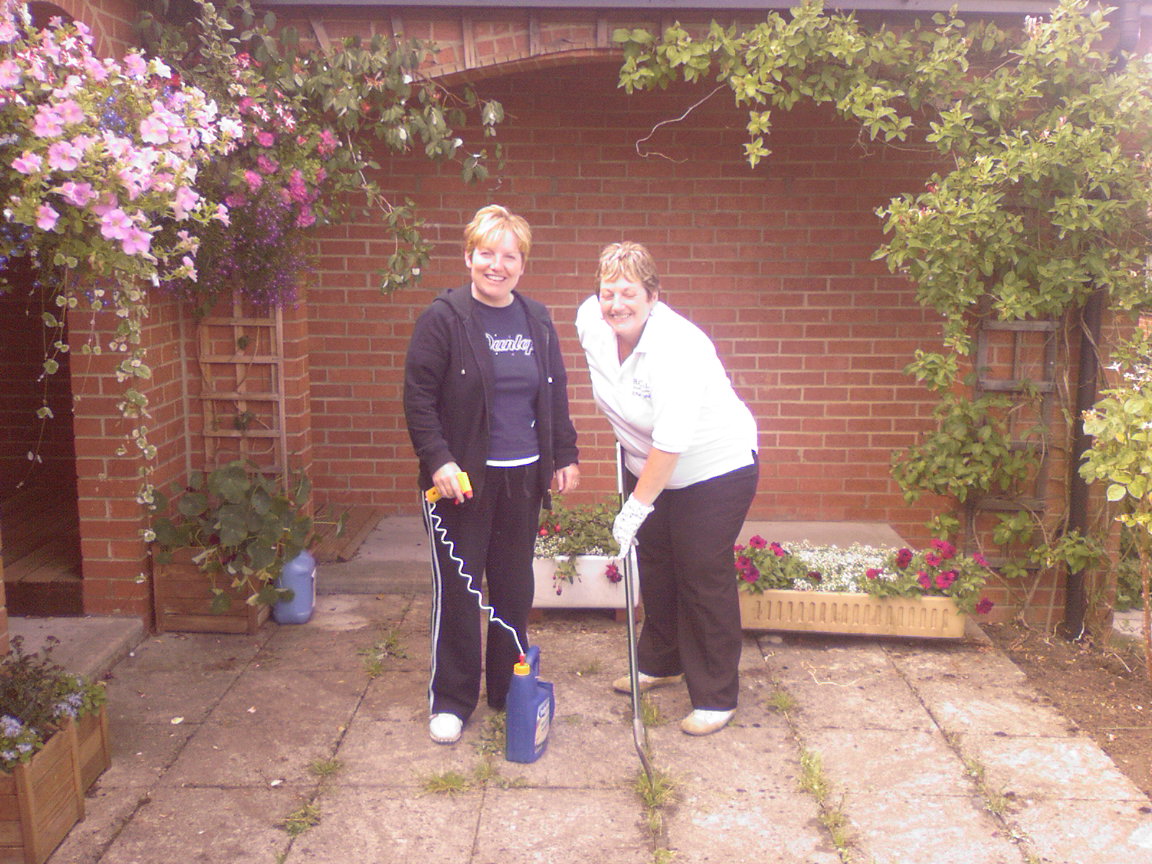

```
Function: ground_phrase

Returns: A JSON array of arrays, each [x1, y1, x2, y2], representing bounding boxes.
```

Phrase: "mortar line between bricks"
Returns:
[[91, 630, 278, 862], [880, 644, 1040, 864]]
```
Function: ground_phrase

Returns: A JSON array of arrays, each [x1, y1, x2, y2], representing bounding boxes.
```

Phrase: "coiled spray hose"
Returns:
[[424, 472, 526, 659]]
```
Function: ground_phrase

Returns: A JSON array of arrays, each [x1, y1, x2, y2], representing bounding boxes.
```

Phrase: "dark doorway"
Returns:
[[0, 258, 83, 615]]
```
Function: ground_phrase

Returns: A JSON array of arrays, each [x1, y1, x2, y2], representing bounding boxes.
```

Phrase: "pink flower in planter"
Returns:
[[605, 562, 622, 584], [925, 552, 942, 567], [935, 570, 957, 590], [748, 535, 768, 549], [769, 542, 787, 557], [895, 548, 914, 568], [865, 568, 881, 580], [917, 571, 931, 591], [930, 539, 956, 559]]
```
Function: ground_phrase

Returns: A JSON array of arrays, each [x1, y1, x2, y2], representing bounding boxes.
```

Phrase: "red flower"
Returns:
[[769, 542, 788, 558], [865, 568, 881, 580], [925, 552, 942, 568], [930, 538, 956, 559], [741, 565, 760, 583], [935, 570, 957, 590], [605, 562, 622, 584], [973, 552, 989, 567], [807, 571, 823, 583], [748, 535, 768, 549], [917, 571, 931, 590], [975, 597, 995, 615], [896, 548, 914, 569]]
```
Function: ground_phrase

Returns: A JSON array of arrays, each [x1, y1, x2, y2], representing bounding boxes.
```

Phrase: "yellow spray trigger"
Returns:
[[425, 471, 473, 503]]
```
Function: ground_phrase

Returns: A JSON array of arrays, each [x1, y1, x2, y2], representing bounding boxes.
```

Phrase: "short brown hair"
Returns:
[[464, 205, 532, 259], [595, 242, 659, 299]]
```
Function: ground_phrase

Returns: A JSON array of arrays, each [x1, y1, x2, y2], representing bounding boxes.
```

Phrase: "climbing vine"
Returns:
[[614, 0, 1152, 620]]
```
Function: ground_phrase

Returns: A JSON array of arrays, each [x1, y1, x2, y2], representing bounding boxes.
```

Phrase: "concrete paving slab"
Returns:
[[664, 784, 841, 864], [960, 733, 1149, 801], [160, 669, 364, 787], [93, 785, 304, 864], [884, 639, 1030, 687], [913, 687, 1081, 737], [285, 786, 481, 863], [8, 615, 145, 681], [498, 720, 662, 789], [103, 668, 241, 726], [359, 667, 431, 722], [334, 715, 507, 787], [650, 722, 798, 790], [474, 787, 652, 864], [797, 727, 971, 796], [841, 790, 1021, 864], [97, 718, 195, 788], [1008, 798, 1152, 864], [110, 630, 270, 674]]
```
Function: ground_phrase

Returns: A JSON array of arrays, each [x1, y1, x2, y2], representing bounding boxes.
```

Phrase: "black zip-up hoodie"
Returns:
[[403, 286, 579, 503]]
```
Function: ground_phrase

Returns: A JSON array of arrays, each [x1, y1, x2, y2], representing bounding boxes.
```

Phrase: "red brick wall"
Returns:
[[305, 58, 948, 547]]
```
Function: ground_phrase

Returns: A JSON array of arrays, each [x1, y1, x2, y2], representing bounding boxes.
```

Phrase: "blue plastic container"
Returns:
[[505, 644, 554, 764], [273, 549, 316, 625]]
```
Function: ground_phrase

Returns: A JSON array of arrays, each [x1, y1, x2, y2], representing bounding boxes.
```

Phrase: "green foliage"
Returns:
[[149, 460, 314, 609], [534, 496, 619, 585], [891, 391, 1039, 505]]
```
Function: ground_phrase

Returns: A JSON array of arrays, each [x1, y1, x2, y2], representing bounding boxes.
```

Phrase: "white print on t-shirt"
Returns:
[[486, 333, 534, 355]]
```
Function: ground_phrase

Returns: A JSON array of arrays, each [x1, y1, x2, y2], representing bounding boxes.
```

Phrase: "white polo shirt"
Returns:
[[576, 295, 758, 489]]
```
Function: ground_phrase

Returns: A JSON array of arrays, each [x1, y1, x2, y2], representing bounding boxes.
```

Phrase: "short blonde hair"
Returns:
[[464, 205, 532, 259], [595, 242, 660, 299]]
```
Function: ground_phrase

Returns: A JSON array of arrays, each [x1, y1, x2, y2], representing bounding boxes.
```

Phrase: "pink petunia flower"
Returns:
[[975, 597, 995, 615], [172, 186, 199, 219], [47, 140, 81, 171], [12, 151, 42, 174], [100, 208, 133, 241], [256, 131, 275, 147], [58, 181, 95, 207], [930, 538, 956, 559], [917, 571, 931, 591], [741, 565, 760, 583], [243, 169, 263, 192], [123, 53, 147, 78], [295, 205, 315, 228], [36, 204, 59, 230], [865, 568, 881, 580], [56, 99, 85, 125], [748, 535, 768, 549], [256, 154, 278, 175], [769, 542, 787, 557], [973, 552, 989, 567], [32, 106, 63, 138], [0, 59, 21, 87], [317, 128, 338, 156], [121, 225, 152, 256], [895, 548, 914, 569], [924, 552, 942, 567]]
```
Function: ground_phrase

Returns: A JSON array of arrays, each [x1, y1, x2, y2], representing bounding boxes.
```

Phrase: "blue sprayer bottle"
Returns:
[[273, 549, 316, 625], [505, 645, 554, 763]]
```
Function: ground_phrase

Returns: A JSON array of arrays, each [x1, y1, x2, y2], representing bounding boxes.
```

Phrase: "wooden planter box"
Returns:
[[0, 723, 83, 864], [153, 549, 269, 634], [739, 589, 966, 639], [532, 556, 638, 611], [75, 706, 110, 792]]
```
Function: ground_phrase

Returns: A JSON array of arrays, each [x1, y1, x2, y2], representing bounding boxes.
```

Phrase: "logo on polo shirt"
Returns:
[[631, 378, 652, 399]]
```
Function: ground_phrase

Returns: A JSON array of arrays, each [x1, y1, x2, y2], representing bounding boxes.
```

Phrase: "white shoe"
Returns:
[[429, 713, 463, 744], [612, 672, 684, 694], [680, 709, 735, 736]]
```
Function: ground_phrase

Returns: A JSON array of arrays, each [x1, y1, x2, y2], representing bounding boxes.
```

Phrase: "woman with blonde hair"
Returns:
[[577, 241, 757, 736], [405, 204, 580, 744]]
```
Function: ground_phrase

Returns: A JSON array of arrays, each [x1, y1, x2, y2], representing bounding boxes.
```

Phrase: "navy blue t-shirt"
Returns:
[[473, 299, 540, 464]]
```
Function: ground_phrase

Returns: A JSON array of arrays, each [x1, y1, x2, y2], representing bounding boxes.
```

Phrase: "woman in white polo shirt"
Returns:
[[576, 241, 758, 736]]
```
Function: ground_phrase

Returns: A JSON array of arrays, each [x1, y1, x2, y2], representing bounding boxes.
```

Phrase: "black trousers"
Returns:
[[422, 464, 540, 721], [629, 457, 759, 711]]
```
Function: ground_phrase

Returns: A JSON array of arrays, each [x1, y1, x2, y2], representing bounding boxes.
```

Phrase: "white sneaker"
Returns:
[[680, 709, 735, 736], [429, 713, 463, 744]]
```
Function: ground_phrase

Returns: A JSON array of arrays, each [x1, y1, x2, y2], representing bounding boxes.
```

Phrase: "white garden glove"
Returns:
[[613, 494, 654, 555]]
